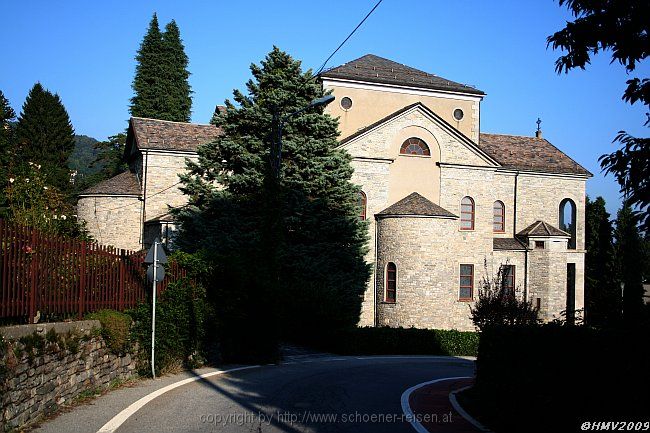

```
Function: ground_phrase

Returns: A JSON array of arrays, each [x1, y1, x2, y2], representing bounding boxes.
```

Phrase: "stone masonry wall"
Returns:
[[143, 151, 197, 222], [77, 195, 143, 251], [0, 321, 137, 431], [376, 216, 485, 331]]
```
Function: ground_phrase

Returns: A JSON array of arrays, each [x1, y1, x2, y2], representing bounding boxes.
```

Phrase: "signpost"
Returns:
[[144, 238, 167, 379]]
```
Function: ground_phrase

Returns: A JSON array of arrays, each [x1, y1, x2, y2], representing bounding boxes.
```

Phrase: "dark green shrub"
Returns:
[[129, 277, 213, 375], [311, 326, 478, 357], [471, 324, 650, 432], [86, 310, 132, 354], [19, 331, 45, 363], [45, 327, 58, 344]]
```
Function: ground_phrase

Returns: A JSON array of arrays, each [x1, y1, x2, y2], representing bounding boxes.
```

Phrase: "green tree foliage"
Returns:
[[14, 83, 76, 193], [0, 90, 17, 216], [4, 162, 88, 238], [614, 204, 646, 324], [548, 0, 649, 233], [130, 14, 192, 122], [584, 196, 620, 326], [71, 133, 128, 195], [161, 20, 192, 122], [130, 14, 164, 119], [176, 47, 370, 361]]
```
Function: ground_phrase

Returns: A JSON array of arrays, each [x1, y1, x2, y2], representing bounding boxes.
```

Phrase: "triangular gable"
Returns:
[[337, 102, 500, 167]]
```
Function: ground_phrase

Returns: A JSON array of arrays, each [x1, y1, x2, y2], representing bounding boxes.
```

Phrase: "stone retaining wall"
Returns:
[[0, 321, 137, 431]]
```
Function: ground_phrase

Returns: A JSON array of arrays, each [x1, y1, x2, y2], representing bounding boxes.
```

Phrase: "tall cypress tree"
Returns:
[[0, 90, 17, 215], [585, 196, 620, 326], [176, 47, 370, 361], [130, 14, 164, 119], [614, 204, 645, 325], [130, 14, 192, 122], [161, 20, 192, 122], [14, 83, 76, 192]]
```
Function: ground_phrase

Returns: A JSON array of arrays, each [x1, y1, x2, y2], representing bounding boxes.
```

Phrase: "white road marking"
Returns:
[[400, 376, 473, 433], [449, 385, 491, 432], [97, 355, 474, 433], [96, 366, 260, 433]]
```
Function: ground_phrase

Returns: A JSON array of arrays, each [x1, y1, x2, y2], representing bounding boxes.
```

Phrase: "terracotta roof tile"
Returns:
[[517, 220, 570, 237], [79, 171, 141, 196], [479, 133, 591, 176], [131, 117, 221, 152], [321, 54, 484, 95], [493, 237, 528, 251], [377, 192, 458, 218]]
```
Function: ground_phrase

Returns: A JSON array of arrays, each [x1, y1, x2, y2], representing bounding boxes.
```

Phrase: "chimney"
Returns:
[[535, 117, 542, 138]]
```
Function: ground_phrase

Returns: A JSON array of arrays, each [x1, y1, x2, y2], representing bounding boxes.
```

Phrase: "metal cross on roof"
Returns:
[[536, 117, 542, 132]]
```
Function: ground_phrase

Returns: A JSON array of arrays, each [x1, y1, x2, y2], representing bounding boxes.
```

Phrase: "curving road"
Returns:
[[111, 356, 474, 433]]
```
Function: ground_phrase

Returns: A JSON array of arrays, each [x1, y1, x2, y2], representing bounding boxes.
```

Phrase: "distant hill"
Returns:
[[68, 134, 101, 177]]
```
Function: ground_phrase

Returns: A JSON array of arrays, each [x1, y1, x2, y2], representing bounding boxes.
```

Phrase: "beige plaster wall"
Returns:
[[323, 81, 481, 142]]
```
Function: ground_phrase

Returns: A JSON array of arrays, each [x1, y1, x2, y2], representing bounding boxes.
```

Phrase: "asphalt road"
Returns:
[[114, 356, 474, 433]]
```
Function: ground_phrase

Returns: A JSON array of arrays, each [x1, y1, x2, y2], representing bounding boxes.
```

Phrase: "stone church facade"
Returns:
[[78, 54, 591, 331]]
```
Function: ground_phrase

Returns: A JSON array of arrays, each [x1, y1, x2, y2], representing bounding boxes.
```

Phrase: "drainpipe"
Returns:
[[513, 171, 519, 237], [524, 247, 529, 302], [374, 219, 379, 327], [141, 150, 149, 248]]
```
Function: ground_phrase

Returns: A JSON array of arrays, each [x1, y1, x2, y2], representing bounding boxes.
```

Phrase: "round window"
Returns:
[[341, 97, 353, 110], [453, 108, 464, 121]]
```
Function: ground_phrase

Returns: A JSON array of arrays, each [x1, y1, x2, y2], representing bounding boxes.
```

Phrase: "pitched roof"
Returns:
[[321, 54, 484, 96], [517, 220, 570, 237], [130, 117, 221, 152], [338, 102, 499, 165], [79, 171, 141, 196], [494, 237, 528, 251], [478, 133, 591, 176], [145, 212, 175, 223], [376, 192, 458, 218]]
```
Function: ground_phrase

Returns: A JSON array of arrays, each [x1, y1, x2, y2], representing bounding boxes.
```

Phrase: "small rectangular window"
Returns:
[[386, 262, 397, 303], [535, 241, 545, 249], [459, 264, 474, 300], [501, 265, 515, 295]]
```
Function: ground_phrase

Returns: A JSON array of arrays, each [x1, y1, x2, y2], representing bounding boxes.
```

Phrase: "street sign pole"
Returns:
[[144, 238, 166, 379], [151, 241, 157, 379]]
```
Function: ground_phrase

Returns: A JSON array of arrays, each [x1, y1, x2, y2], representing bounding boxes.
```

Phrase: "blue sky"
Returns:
[[2, 0, 647, 215]]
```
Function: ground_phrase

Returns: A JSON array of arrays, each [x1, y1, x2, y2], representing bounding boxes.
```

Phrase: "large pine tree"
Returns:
[[130, 14, 192, 121], [161, 20, 192, 122], [14, 83, 76, 192], [0, 90, 17, 215], [130, 14, 164, 119], [176, 47, 370, 360]]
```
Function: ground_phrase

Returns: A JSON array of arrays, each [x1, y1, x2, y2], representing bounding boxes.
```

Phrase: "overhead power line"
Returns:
[[315, 0, 384, 76]]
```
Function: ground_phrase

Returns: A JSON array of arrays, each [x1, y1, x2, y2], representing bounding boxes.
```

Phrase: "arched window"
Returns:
[[358, 191, 367, 221], [460, 196, 475, 230], [399, 137, 430, 156], [559, 198, 577, 249], [386, 262, 397, 303], [493, 200, 505, 232]]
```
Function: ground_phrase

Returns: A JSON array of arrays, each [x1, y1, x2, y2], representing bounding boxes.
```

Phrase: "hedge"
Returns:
[[86, 310, 132, 354], [312, 326, 479, 357], [128, 277, 213, 375], [466, 324, 650, 433]]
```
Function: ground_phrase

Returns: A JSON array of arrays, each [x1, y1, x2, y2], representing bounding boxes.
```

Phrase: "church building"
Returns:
[[77, 54, 591, 330]]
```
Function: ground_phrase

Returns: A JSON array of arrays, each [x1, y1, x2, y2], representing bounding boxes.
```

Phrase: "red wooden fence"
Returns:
[[0, 219, 186, 323]]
